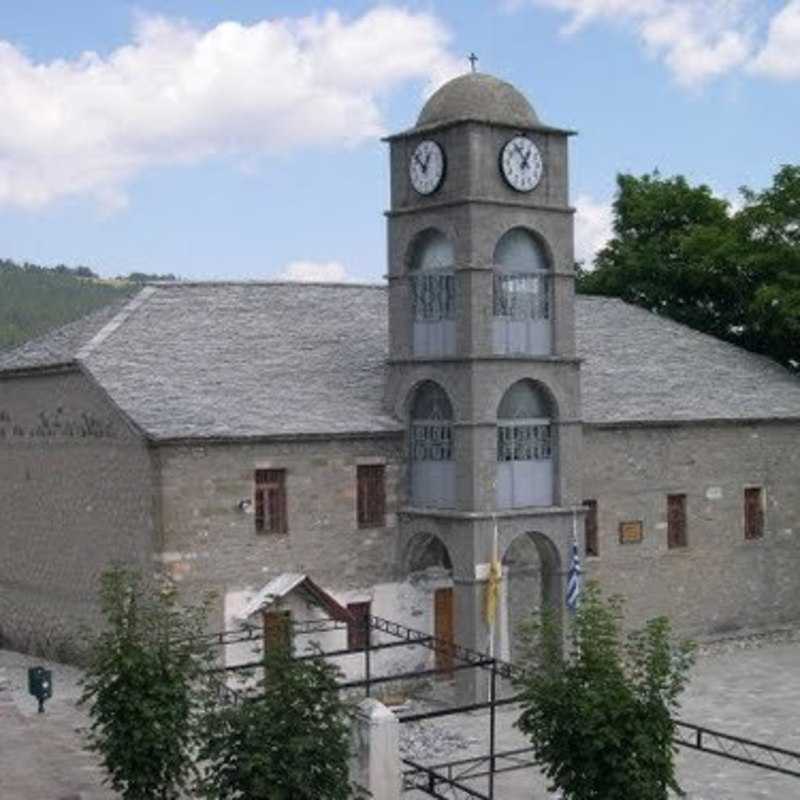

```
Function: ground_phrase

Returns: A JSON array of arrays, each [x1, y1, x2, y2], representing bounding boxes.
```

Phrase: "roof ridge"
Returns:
[[149, 280, 387, 290], [77, 286, 156, 361]]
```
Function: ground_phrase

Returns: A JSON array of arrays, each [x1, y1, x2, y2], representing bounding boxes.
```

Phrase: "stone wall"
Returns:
[[0, 368, 158, 656], [157, 435, 406, 632], [582, 420, 800, 636]]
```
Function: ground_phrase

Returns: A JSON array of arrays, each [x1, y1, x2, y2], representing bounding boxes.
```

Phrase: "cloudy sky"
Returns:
[[1, 0, 798, 281]]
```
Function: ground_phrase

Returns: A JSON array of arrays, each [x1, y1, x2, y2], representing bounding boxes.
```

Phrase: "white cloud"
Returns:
[[574, 195, 614, 265], [0, 8, 461, 210], [278, 260, 349, 282], [512, 0, 759, 85], [749, 0, 800, 78]]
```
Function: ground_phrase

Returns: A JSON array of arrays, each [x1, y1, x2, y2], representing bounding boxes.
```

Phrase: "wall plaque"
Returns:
[[619, 521, 643, 544]]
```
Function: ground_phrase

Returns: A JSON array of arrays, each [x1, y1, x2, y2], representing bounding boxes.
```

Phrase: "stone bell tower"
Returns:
[[383, 72, 584, 690]]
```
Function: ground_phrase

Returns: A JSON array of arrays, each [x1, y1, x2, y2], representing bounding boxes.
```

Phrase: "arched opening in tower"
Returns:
[[501, 531, 562, 664]]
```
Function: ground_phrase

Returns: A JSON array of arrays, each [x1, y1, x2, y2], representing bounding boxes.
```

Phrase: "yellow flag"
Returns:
[[484, 557, 502, 626]]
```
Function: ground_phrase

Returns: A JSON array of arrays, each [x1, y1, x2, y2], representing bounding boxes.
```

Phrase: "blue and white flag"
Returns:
[[566, 512, 582, 613]]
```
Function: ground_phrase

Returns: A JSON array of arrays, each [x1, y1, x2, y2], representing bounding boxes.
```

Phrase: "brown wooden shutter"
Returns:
[[263, 610, 291, 652], [744, 488, 764, 540], [254, 481, 265, 532], [254, 469, 287, 534], [357, 468, 368, 526], [583, 499, 598, 556], [347, 602, 371, 650], [357, 465, 385, 528], [667, 494, 687, 549]]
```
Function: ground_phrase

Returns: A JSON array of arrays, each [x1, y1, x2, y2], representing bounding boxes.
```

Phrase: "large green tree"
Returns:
[[80, 568, 217, 800], [578, 167, 800, 372], [514, 584, 695, 800], [734, 166, 800, 368]]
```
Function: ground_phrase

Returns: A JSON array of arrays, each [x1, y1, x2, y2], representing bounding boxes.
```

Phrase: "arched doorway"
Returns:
[[405, 532, 455, 677], [501, 531, 562, 663]]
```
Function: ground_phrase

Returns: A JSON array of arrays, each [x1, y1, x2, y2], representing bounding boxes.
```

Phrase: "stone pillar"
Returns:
[[454, 577, 491, 703], [351, 698, 401, 800]]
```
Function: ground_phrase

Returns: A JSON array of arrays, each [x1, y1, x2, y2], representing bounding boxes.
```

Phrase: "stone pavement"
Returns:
[[402, 628, 800, 799], [0, 650, 114, 800], [2, 629, 800, 799]]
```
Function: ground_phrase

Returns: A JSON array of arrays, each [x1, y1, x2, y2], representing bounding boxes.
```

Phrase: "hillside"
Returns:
[[0, 260, 174, 352]]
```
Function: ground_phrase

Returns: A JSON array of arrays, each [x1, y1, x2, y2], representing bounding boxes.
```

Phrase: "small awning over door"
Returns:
[[240, 573, 354, 623]]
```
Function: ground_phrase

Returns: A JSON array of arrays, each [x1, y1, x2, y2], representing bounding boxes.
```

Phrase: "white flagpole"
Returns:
[[488, 514, 498, 660]]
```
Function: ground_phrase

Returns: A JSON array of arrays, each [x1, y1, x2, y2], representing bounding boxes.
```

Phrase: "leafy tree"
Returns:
[[514, 583, 695, 800], [578, 167, 800, 372], [734, 165, 800, 369], [54, 264, 98, 278], [198, 644, 365, 800], [579, 172, 746, 339], [80, 567, 217, 800], [123, 272, 178, 283]]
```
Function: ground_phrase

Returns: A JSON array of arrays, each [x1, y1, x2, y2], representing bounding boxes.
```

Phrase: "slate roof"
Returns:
[[577, 297, 800, 424], [82, 283, 397, 439], [0, 301, 128, 371], [2, 283, 800, 437]]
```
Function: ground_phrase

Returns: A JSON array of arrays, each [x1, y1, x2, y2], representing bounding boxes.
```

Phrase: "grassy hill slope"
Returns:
[[0, 259, 138, 352]]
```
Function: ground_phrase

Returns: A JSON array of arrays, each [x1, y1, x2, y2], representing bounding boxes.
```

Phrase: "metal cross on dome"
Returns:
[[468, 52, 478, 72]]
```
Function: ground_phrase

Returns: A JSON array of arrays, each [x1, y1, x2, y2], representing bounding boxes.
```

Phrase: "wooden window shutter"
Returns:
[[667, 494, 687, 549], [583, 499, 598, 556], [744, 488, 764, 540], [254, 469, 288, 534], [254, 483, 265, 532], [357, 465, 385, 528], [347, 602, 371, 651]]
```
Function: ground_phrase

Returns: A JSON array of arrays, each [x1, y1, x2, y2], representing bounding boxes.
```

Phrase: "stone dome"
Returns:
[[417, 73, 539, 128]]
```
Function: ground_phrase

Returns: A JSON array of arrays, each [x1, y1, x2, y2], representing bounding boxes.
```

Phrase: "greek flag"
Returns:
[[566, 539, 582, 613]]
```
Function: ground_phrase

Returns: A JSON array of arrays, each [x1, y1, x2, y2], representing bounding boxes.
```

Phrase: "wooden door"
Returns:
[[263, 610, 291, 653], [434, 587, 454, 679]]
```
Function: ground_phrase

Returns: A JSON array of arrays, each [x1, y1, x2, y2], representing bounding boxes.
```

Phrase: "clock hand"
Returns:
[[413, 152, 426, 170]]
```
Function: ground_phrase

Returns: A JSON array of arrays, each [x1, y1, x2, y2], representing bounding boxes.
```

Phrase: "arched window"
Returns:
[[410, 381, 455, 508], [492, 228, 552, 355], [496, 380, 554, 508], [408, 229, 456, 356]]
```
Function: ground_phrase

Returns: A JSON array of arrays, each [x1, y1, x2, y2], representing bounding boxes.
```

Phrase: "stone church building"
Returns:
[[2, 73, 800, 673]]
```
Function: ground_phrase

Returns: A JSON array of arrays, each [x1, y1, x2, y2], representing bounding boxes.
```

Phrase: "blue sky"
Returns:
[[0, 0, 798, 281]]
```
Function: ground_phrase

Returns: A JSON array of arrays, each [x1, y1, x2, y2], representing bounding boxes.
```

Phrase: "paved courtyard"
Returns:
[[2, 628, 800, 799], [402, 628, 800, 799]]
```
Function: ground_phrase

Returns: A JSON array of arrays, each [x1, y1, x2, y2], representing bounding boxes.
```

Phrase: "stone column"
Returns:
[[453, 576, 492, 703], [351, 698, 401, 800]]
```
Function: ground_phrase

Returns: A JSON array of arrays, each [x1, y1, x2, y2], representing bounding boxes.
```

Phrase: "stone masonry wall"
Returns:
[[157, 436, 405, 632], [0, 368, 159, 656], [582, 420, 800, 637]]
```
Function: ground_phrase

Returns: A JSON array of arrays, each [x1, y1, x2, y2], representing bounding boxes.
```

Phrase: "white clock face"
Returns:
[[409, 140, 445, 195], [501, 136, 543, 192]]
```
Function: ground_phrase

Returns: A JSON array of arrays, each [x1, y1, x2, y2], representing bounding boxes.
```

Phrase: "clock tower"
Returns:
[[384, 72, 584, 692]]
